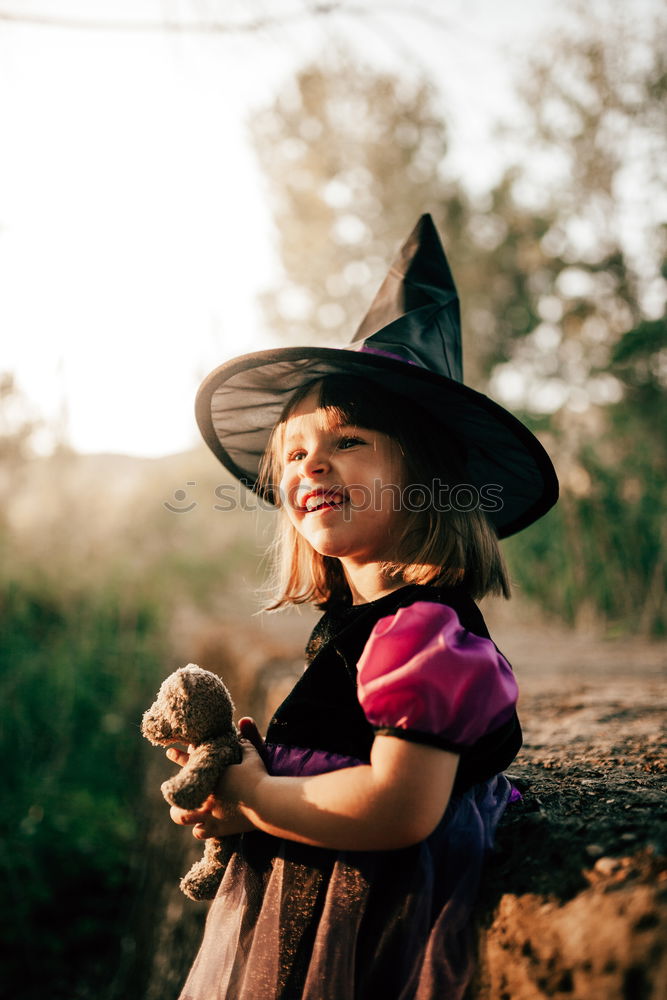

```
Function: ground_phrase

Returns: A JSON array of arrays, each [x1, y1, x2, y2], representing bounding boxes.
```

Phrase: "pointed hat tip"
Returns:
[[351, 212, 459, 346], [399, 212, 456, 294]]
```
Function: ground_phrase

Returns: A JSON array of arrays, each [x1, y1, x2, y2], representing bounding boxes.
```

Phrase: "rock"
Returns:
[[470, 674, 667, 999], [594, 856, 623, 876], [474, 876, 666, 1000]]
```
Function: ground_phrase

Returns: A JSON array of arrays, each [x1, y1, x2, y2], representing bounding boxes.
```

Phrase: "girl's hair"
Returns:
[[258, 374, 511, 609]]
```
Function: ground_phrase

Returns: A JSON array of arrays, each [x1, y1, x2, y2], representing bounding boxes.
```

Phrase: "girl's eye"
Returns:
[[285, 436, 364, 462]]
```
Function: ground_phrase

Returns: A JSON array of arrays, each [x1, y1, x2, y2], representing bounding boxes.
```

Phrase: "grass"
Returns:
[[0, 447, 266, 997], [0, 577, 167, 998]]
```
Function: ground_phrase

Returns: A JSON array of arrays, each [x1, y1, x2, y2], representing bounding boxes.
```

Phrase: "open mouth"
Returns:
[[297, 489, 348, 514]]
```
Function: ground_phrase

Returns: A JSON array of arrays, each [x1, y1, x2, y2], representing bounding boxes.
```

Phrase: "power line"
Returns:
[[0, 3, 451, 36]]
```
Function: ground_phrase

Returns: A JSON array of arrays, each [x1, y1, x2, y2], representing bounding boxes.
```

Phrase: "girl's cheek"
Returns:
[[285, 508, 301, 533], [278, 477, 301, 531], [277, 472, 290, 508]]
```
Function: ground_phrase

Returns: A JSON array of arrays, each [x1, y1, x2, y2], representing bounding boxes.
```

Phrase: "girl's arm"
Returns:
[[190, 733, 458, 852]]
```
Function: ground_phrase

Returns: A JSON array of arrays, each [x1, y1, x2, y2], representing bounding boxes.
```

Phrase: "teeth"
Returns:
[[303, 493, 344, 511]]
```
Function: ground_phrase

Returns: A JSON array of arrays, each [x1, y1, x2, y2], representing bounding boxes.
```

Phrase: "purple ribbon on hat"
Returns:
[[359, 345, 420, 366]]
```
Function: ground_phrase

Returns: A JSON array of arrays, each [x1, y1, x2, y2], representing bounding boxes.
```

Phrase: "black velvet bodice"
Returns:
[[265, 584, 522, 794]]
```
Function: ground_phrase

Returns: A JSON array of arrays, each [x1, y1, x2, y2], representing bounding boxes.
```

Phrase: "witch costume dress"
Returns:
[[180, 215, 558, 1000], [178, 582, 521, 1000]]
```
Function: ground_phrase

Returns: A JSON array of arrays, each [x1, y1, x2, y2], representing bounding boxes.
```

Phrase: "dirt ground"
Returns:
[[469, 614, 666, 1000]]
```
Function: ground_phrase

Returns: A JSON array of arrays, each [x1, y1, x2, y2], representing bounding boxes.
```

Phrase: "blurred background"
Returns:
[[1, 1, 665, 997]]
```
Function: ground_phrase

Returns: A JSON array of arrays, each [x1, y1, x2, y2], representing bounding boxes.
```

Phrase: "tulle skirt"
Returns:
[[179, 774, 511, 1000]]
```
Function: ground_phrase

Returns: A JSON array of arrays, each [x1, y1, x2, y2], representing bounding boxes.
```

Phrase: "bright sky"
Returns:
[[0, 0, 614, 456]]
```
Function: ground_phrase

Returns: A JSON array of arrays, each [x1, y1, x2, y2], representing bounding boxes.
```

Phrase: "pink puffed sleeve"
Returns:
[[357, 602, 518, 749]]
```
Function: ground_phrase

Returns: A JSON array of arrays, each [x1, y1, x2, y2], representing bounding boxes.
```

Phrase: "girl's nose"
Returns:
[[300, 450, 331, 477]]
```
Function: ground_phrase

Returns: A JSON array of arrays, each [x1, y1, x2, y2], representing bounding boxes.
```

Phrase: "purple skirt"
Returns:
[[179, 745, 512, 1000]]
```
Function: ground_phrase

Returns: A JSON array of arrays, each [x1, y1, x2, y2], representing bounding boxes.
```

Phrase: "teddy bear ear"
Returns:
[[177, 664, 203, 684], [175, 664, 206, 696]]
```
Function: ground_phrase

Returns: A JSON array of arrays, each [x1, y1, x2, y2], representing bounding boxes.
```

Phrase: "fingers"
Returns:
[[171, 812, 214, 840], [170, 806, 226, 840], [238, 717, 270, 767], [166, 728, 266, 768], [170, 804, 205, 826], [238, 717, 261, 745]]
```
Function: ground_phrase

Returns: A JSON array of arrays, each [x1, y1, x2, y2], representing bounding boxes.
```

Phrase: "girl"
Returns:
[[167, 215, 558, 1000]]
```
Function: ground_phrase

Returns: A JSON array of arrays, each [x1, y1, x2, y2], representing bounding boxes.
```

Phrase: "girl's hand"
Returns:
[[216, 731, 268, 807], [169, 796, 253, 839], [165, 745, 193, 768], [166, 717, 267, 839]]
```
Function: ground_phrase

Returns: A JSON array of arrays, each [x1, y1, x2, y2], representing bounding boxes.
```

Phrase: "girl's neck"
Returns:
[[342, 561, 407, 606]]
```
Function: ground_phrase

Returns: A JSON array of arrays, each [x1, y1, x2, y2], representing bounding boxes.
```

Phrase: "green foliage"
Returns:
[[0, 579, 167, 997], [0, 428, 266, 996], [504, 310, 667, 635], [506, 473, 667, 636]]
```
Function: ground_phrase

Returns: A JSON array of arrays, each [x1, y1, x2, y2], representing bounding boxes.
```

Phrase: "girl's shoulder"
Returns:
[[388, 582, 491, 639], [306, 582, 491, 668], [356, 590, 519, 758]]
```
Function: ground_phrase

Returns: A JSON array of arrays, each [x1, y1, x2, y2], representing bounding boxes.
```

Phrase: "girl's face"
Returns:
[[277, 387, 406, 566]]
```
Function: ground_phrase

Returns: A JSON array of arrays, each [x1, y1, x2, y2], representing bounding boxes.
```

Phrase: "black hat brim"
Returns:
[[195, 346, 558, 539]]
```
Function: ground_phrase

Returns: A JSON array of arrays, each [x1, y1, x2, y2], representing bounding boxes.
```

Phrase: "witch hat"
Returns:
[[195, 215, 558, 537]]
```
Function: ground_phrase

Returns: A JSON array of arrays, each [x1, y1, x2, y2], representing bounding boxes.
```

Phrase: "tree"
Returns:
[[250, 53, 572, 389], [0, 372, 41, 463], [492, 3, 667, 412], [250, 55, 454, 347], [495, 6, 667, 634]]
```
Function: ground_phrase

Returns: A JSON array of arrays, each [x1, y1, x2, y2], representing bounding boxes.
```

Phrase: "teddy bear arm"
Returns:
[[207, 734, 243, 767], [178, 738, 241, 797], [162, 738, 240, 809]]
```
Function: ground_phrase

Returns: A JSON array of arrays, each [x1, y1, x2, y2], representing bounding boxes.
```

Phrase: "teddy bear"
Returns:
[[141, 663, 242, 901]]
